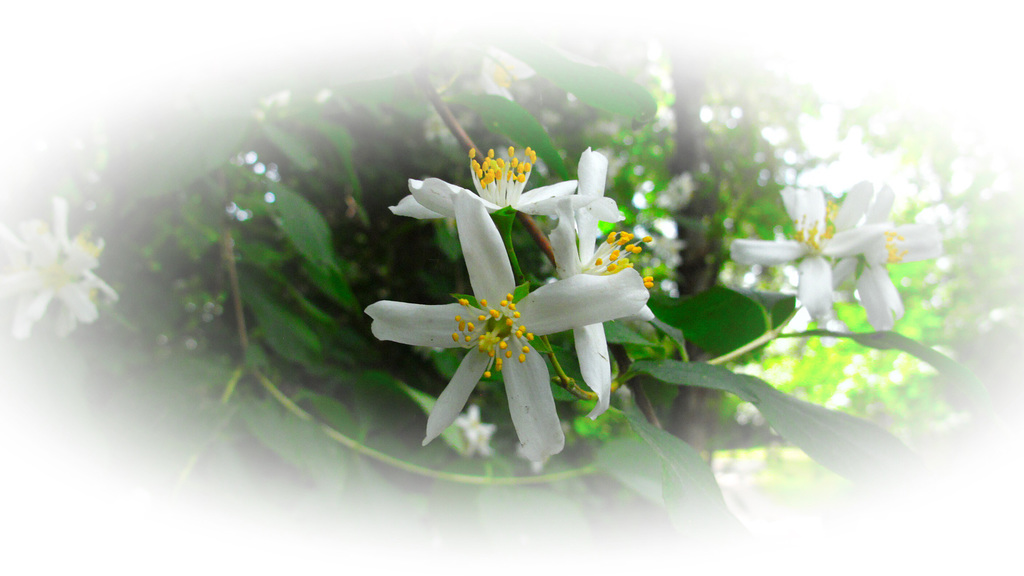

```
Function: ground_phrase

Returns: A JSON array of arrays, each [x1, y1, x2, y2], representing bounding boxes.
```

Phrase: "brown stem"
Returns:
[[221, 228, 249, 353], [516, 212, 557, 267], [414, 67, 479, 154]]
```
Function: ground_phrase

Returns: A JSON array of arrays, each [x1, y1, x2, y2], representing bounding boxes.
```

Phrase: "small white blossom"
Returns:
[[453, 404, 497, 457], [549, 148, 655, 419], [0, 197, 118, 339], [391, 146, 620, 221], [731, 183, 888, 322], [480, 48, 534, 101]]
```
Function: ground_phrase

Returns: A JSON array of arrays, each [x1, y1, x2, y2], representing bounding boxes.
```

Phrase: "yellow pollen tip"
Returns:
[[459, 299, 468, 306], [499, 341, 508, 349], [527, 333, 534, 340], [465, 335, 472, 342], [505, 351, 513, 358], [644, 276, 654, 282], [509, 303, 516, 311], [642, 236, 653, 243], [452, 333, 459, 342], [595, 258, 603, 265], [508, 146, 515, 156], [480, 299, 488, 306], [522, 346, 530, 353], [513, 311, 520, 318], [518, 354, 526, 363], [490, 309, 500, 319], [506, 293, 514, 301], [469, 148, 476, 159], [500, 300, 508, 307], [455, 315, 462, 322], [506, 318, 514, 326], [478, 315, 486, 322], [487, 149, 494, 158], [467, 323, 475, 331], [484, 371, 491, 378]]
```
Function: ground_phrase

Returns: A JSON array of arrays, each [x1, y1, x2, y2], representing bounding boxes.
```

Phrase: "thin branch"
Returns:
[[415, 65, 557, 268], [221, 228, 249, 353], [253, 369, 596, 486]]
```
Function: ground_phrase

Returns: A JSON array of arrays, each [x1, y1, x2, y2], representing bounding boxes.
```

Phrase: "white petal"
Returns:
[[730, 239, 806, 266], [453, 190, 515, 302], [578, 148, 608, 198], [13, 290, 54, 339], [389, 194, 444, 219], [834, 181, 873, 231], [893, 224, 942, 262], [58, 284, 99, 323], [82, 271, 119, 302], [56, 303, 77, 337], [575, 197, 625, 263], [575, 324, 612, 419], [409, 178, 482, 218], [797, 256, 834, 322], [856, 264, 902, 331], [824, 223, 889, 259], [832, 257, 858, 289], [549, 199, 582, 278], [423, 351, 490, 446], [503, 343, 564, 462], [625, 304, 655, 322], [865, 185, 895, 224], [52, 197, 71, 249], [0, 270, 43, 300], [365, 301, 465, 348], [516, 181, 578, 215], [0, 224, 28, 267], [517, 268, 649, 336]]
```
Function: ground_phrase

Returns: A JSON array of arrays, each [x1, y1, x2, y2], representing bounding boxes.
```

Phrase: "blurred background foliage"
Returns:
[[2, 24, 1021, 544]]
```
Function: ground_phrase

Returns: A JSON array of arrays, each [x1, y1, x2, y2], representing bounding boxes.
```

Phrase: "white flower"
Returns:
[[453, 404, 497, 457], [730, 184, 886, 322], [549, 148, 655, 419], [366, 189, 649, 461], [481, 47, 535, 101], [831, 183, 942, 330], [391, 146, 621, 221], [0, 197, 118, 339]]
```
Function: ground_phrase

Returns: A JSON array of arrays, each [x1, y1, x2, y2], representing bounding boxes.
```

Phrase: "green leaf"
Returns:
[[614, 407, 744, 537], [630, 360, 925, 484], [241, 279, 322, 364], [648, 287, 770, 357], [270, 185, 338, 270], [446, 94, 569, 180], [732, 288, 797, 329], [604, 320, 653, 346], [788, 330, 995, 417], [595, 437, 663, 503], [239, 399, 347, 490], [495, 41, 657, 124], [262, 123, 317, 171], [302, 260, 359, 312], [393, 379, 468, 454]]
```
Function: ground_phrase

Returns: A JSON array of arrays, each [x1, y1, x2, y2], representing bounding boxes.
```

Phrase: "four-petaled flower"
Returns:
[[550, 148, 655, 418], [453, 404, 497, 457], [831, 183, 942, 330], [730, 185, 888, 322], [390, 146, 621, 222], [0, 197, 118, 339], [365, 189, 649, 461]]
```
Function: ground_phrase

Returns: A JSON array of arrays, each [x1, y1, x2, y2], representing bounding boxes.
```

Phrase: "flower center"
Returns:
[[885, 231, 908, 263], [792, 201, 837, 253], [469, 147, 537, 208], [450, 294, 535, 378], [40, 262, 72, 290], [74, 232, 103, 258], [492, 65, 513, 89], [583, 231, 655, 288]]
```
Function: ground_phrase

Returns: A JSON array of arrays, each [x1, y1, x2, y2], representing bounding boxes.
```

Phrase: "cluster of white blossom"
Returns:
[[0, 198, 117, 339], [730, 182, 941, 331], [366, 147, 653, 462]]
